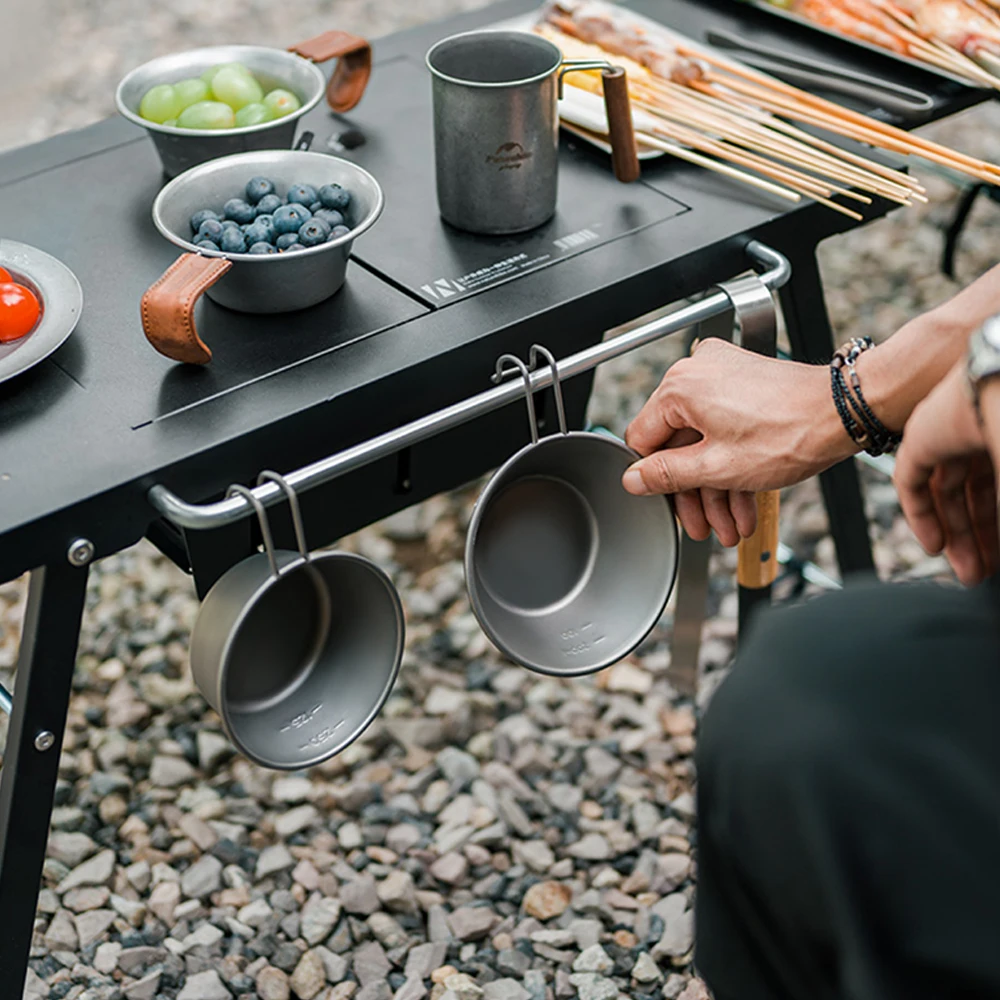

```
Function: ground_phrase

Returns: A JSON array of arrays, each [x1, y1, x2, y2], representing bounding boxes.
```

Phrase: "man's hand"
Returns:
[[894, 362, 998, 586], [621, 339, 854, 546]]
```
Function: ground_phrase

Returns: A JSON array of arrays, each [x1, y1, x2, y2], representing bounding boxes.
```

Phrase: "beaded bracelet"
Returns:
[[830, 338, 903, 457]]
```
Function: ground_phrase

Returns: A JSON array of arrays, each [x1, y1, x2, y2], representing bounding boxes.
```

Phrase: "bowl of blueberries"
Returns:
[[149, 148, 383, 321]]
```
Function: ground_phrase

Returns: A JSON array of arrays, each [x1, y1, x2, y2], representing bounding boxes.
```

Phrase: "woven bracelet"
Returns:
[[830, 338, 902, 457]]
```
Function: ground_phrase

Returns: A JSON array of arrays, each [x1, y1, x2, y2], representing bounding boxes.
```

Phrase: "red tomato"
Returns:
[[0, 282, 41, 342], [0, 267, 12, 283]]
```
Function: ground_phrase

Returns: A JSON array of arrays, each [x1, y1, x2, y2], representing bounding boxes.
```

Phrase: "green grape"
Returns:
[[262, 88, 302, 119], [177, 100, 237, 130], [200, 62, 254, 86], [211, 66, 264, 111], [162, 118, 178, 127], [234, 102, 272, 128], [174, 77, 210, 111], [139, 83, 183, 124]]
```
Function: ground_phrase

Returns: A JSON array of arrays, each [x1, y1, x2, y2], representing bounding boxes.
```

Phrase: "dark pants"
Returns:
[[695, 578, 1000, 1000]]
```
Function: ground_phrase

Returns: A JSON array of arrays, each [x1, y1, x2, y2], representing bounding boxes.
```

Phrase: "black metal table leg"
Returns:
[[779, 248, 876, 577], [0, 563, 89, 997]]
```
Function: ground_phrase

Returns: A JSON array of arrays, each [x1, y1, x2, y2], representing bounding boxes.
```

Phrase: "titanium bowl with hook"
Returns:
[[189, 471, 404, 770], [465, 346, 679, 676]]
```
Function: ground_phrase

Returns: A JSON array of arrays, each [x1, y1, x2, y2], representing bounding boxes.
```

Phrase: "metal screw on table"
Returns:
[[34, 731, 55, 752], [66, 538, 94, 566]]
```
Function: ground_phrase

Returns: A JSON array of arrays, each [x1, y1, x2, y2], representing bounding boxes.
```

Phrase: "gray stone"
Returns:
[[183, 922, 224, 950], [523, 970, 546, 1000], [74, 908, 116, 948], [256, 965, 291, 1000], [314, 945, 348, 983], [238, 897, 273, 927], [182, 854, 223, 899], [290, 949, 326, 1000], [496, 948, 530, 976], [652, 894, 694, 959], [301, 895, 342, 945], [118, 946, 168, 975], [368, 911, 408, 950], [94, 941, 123, 974], [568, 974, 619, 1000], [429, 853, 468, 886], [63, 885, 110, 912], [443, 975, 483, 1000], [256, 844, 295, 879], [514, 840, 554, 874], [150, 755, 197, 788], [176, 969, 232, 1000], [377, 869, 418, 914], [568, 834, 611, 861], [482, 982, 531, 1000], [197, 731, 233, 772], [436, 747, 480, 784], [394, 980, 428, 1000], [583, 746, 621, 783], [569, 919, 603, 951], [274, 805, 319, 839], [357, 984, 392, 1000], [632, 952, 663, 984], [47, 831, 98, 868], [56, 848, 116, 893], [427, 904, 453, 943], [448, 906, 496, 941], [574, 945, 614, 974], [341, 874, 380, 916], [663, 973, 688, 999], [44, 909, 78, 951], [404, 941, 448, 980], [353, 940, 391, 986], [124, 970, 162, 1000]]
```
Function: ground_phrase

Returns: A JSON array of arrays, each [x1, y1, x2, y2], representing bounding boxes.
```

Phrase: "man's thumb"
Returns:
[[622, 446, 704, 496]]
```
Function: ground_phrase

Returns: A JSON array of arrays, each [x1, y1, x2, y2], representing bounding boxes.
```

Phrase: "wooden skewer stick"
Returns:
[[678, 46, 1000, 178]]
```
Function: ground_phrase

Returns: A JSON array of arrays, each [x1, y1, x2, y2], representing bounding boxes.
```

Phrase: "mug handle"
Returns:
[[140, 254, 232, 365], [288, 31, 373, 113], [560, 61, 641, 184]]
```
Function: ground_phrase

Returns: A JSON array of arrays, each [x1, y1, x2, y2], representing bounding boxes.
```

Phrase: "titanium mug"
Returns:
[[465, 346, 679, 675], [426, 29, 640, 235], [189, 471, 404, 769]]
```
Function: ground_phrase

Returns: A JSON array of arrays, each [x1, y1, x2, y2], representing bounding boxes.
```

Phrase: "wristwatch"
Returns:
[[967, 313, 1000, 415]]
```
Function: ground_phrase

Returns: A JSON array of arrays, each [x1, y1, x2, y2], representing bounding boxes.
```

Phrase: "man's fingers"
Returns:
[[625, 388, 681, 457], [674, 491, 711, 542], [701, 488, 740, 547], [894, 447, 944, 555], [967, 455, 999, 578], [932, 460, 985, 586], [730, 491, 758, 539], [623, 441, 712, 496]]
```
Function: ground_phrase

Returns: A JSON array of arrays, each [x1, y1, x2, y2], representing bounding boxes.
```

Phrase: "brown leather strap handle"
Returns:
[[601, 68, 641, 184], [289, 30, 372, 113], [141, 254, 232, 365], [738, 490, 781, 590]]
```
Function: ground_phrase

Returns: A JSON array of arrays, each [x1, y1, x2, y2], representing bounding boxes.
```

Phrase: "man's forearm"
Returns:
[[856, 262, 1000, 432]]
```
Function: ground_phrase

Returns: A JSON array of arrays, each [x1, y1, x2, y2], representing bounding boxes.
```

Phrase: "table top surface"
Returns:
[[0, 0, 988, 577]]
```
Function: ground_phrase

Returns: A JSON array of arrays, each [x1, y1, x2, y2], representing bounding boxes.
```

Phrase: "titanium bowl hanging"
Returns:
[[465, 346, 679, 676], [189, 472, 404, 770]]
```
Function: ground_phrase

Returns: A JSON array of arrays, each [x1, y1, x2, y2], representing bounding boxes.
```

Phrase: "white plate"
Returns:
[[0, 240, 83, 385]]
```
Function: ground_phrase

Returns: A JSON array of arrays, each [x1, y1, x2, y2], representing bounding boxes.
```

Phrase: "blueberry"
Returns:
[[245, 218, 276, 246], [297, 217, 331, 247], [313, 208, 344, 229], [275, 232, 300, 251], [221, 219, 242, 231], [318, 183, 351, 211], [245, 176, 276, 204], [272, 203, 311, 235], [248, 241, 277, 254], [196, 219, 224, 242], [195, 238, 220, 251], [255, 193, 283, 217], [282, 241, 305, 252], [219, 227, 248, 253], [286, 183, 318, 206], [329, 224, 352, 239], [190, 208, 221, 233], [223, 198, 256, 225], [308, 200, 323, 213]]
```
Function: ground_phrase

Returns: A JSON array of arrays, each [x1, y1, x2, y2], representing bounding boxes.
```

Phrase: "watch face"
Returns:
[[982, 314, 1000, 350]]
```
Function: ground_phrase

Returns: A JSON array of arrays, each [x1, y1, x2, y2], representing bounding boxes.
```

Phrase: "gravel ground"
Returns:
[[3, 5, 1000, 999]]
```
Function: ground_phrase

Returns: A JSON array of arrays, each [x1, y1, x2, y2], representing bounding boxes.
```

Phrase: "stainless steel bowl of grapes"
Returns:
[[116, 32, 372, 177]]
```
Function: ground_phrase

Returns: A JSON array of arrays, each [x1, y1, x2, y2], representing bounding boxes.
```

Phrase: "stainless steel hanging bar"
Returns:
[[148, 241, 790, 531]]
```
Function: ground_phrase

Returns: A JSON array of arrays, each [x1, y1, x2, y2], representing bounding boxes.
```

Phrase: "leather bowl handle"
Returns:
[[289, 31, 373, 113], [140, 254, 232, 365], [601, 67, 641, 184]]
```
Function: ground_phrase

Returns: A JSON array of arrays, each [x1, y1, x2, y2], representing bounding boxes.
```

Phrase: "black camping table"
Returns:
[[0, 0, 991, 993]]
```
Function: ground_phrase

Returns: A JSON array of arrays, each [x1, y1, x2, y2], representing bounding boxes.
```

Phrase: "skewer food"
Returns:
[[534, 0, 1000, 213], [759, 0, 1000, 87]]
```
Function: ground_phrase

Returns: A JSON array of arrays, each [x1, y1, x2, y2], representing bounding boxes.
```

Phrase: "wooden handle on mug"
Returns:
[[738, 490, 780, 590], [601, 67, 640, 184]]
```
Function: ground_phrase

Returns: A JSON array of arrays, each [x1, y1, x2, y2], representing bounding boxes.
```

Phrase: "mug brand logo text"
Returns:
[[486, 141, 533, 169]]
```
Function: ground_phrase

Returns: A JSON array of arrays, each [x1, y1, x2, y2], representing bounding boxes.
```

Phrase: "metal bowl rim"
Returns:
[[151, 149, 385, 262], [426, 29, 563, 89], [464, 431, 679, 677], [115, 44, 325, 138], [198, 549, 404, 770]]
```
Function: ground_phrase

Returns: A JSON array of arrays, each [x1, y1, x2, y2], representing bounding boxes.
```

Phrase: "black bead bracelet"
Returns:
[[830, 338, 902, 457]]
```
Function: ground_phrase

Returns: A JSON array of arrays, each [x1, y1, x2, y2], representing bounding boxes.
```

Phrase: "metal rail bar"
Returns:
[[149, 241, 791, 531], [0, 684, 10, 717]]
